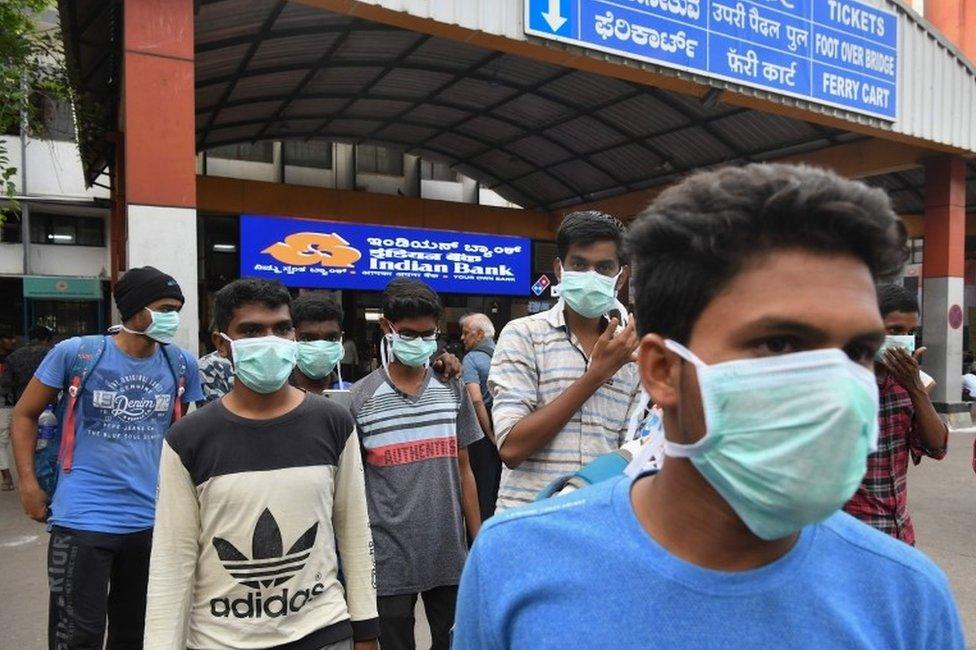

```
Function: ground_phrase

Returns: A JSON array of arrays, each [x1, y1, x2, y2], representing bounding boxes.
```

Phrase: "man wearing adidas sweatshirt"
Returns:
[[145, 279, 378, 650]]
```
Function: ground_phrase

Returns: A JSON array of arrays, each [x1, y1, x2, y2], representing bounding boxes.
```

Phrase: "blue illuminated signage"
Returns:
[[525, 0, 898, 120], [240, 215, 532, 296]]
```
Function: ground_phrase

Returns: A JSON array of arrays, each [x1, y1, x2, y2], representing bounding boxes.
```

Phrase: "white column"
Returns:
[[335, 144, 356, 190], [126, 205, 199, 355], [461, 176, 480, 204], [403, 154, 421, 198], [921, 276, 964, 404]]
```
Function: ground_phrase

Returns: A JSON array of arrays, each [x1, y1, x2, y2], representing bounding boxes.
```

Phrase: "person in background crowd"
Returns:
[[342, 336, 360, 383], [145, 278, 378, 650], [489, 211, 641, 510], [0, 325, 54, 491], [962, 361, 976, 401], [0, 323, 18, 491], [453, 164, 964, 648], [0, 324, 17, 365], [197, 332, 235, 408], [460, 312, 502, 521], [11, 266, 203, 649], [2, 325, 55, 403], [350, 278, 481, 650], [843, 284, 948, 545], [290, 293, 349, 393]]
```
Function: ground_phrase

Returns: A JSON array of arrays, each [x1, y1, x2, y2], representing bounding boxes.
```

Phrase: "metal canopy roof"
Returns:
[[64, 0, 878, 210], [864, 160, 976, 215]]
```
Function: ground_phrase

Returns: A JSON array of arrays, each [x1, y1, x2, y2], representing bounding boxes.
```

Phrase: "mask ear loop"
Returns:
[[660, 339, 712, 459], [335, 342, 344, 389]]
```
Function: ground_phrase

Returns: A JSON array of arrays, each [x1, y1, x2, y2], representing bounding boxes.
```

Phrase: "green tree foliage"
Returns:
[[0, 0, 70, 207]]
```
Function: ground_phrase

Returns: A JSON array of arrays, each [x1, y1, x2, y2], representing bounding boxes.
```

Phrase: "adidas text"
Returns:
[[210, 583, 326, 619]]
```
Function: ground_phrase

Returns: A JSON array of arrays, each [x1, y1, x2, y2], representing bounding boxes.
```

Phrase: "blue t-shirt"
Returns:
[[453, 476, 964, 649], [461, 340, 494, 409], [36, 336, 203, 533]]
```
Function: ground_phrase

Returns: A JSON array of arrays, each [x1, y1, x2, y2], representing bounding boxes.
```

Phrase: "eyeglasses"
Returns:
[[394, 330, 440, 343]]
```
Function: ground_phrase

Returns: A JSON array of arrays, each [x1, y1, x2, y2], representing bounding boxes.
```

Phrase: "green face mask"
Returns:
[[382, 328, 438, 368], [664, 341, 879, 541], [296, 340, 343, 379], [557, 268, 621, 319], [221, 334, 297, 394], [875, 335, 916, 362]]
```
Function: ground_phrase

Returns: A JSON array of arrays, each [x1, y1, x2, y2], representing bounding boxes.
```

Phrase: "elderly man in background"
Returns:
[[461, 313, 501, 522]]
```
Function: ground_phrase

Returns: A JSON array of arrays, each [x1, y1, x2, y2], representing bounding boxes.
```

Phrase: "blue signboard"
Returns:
[[525, 0, 898, 120], [240, 215, 532, 296]]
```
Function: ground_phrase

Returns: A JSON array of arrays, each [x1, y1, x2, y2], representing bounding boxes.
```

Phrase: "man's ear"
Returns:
[[552, 257, 563, 282], [617, 265, 630, 293], [379, 318, 392, 335], [213, 332, 230, 361], [638, 333, 679, 408], [125, 308, 151, 333]]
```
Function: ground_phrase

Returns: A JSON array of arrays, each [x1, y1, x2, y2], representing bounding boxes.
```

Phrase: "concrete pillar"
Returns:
[[461, 176, 480, 204], [403, 154, 421, 198], [272, 141, 284, 183], [921, 157, 967, 422], [926, 0, 976, 64], [335, 143, 356, 190], [119, 0, 198, 353]]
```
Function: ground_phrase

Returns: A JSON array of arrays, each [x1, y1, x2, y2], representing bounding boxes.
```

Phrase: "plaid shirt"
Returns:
[[843, 374, 946, 545]]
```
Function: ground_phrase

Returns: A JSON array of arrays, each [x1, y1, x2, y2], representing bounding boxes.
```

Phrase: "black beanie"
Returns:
[[114, 266, 185, 321]]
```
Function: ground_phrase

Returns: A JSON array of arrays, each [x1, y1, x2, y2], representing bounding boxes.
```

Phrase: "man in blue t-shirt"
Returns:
[[10, 266, 202, 649], [453, 165, 965, 649]]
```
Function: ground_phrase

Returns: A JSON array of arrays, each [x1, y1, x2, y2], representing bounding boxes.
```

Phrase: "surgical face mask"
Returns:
[[221, 334, 297, 394], [382, 327, 438, 369], [112, 308, 180, 344], [557, 264, 621, 319], [664, 341, 879, 541], [296, 340, 343, 380], [875, 335, 916, 362]]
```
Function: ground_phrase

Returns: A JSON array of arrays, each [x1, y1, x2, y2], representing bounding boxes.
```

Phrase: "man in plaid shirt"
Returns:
[[844, 284, 948, 545]]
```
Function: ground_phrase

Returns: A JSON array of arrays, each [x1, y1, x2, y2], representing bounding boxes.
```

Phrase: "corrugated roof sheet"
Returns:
[[62, 0, 976, 208]]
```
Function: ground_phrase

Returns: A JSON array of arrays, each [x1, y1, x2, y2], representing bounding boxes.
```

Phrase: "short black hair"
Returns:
[[627, 163, 908, 341], [382, 278, 442, 323], [29, 325, 53, 342], [292, 293, 344, 328], [556, 210, 626, 262], [214, 278, 291, 332], [877, 283, 919, 318]]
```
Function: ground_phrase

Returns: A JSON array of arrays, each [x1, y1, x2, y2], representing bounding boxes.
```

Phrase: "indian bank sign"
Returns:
[[240, 214, 532, 296]]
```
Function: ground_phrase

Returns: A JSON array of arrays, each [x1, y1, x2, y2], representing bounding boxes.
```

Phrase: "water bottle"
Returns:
[[36, 405, 58, 451]]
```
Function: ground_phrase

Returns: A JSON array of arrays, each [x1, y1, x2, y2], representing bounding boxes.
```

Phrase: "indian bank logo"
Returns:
[[262, 231, 362, 268], [213, 508, 317, 589]]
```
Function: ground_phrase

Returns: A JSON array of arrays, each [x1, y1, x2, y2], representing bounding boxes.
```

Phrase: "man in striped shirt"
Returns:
[[350, 278, 481, 650], [489, 211, 642, 510]]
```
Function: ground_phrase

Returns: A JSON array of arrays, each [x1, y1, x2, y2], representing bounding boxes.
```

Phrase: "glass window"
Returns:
[[909, 237, 923, 264], [207, 141, 274, 163], [357, 144, 403, 176], [30, 92, 75, 142], [283, 140, 333, 169], [421, 160, 459, 182], [30, 213, 105, 247], [1, 214, 21, 243]]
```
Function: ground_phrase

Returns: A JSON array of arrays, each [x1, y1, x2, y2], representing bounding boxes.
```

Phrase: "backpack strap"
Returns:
[[59, 335, 108, 474], [534, 450, 632, 501], [160, 344, 188, 423]]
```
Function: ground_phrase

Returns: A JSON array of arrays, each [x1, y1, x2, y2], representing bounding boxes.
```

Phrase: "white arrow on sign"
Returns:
[[542, 0, 567, 32]]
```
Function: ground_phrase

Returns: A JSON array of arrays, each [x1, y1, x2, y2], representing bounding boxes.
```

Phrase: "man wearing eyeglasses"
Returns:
[[349, 278, 482, 650]]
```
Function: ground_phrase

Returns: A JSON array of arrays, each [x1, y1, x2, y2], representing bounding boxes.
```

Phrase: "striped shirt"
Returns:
[[489, 302, 642, 510], [351, 369, 482, 596]]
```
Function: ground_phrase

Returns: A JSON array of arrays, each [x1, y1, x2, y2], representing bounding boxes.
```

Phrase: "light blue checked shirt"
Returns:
[[488, 302, 642, 510]]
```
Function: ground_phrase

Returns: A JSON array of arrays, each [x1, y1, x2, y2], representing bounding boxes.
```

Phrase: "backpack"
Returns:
[[34, 335, 188, 497]]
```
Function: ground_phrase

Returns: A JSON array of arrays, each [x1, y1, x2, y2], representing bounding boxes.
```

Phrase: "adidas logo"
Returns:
[[213, 508, 318, 589]]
